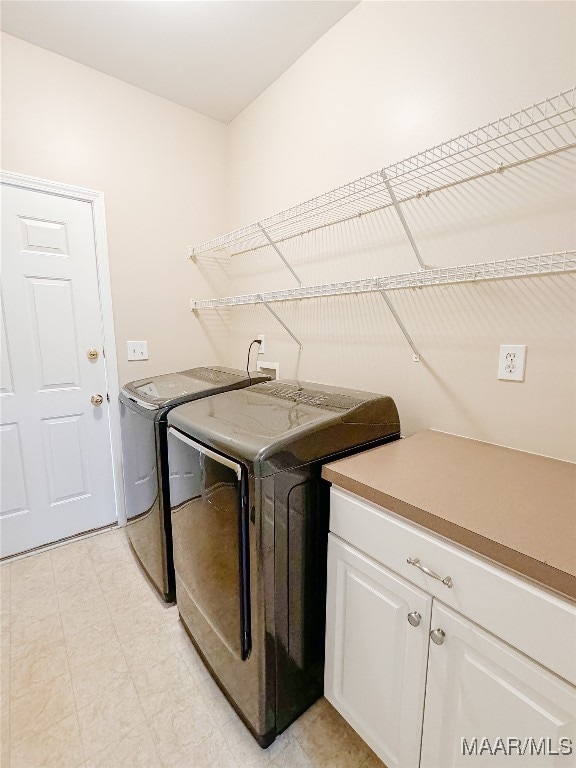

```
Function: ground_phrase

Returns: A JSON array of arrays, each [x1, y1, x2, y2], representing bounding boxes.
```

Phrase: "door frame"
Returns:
[[1, 170, 126, 526]]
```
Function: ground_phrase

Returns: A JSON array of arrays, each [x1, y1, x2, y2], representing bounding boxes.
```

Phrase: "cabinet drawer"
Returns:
[[330, 487, 576, 685]]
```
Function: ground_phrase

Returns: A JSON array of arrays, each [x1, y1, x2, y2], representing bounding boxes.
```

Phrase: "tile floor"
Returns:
[[0, 528, 385, 768]]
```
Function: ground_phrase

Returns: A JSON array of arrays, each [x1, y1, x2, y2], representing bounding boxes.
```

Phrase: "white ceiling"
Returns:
[[0, 0, 359, 123]]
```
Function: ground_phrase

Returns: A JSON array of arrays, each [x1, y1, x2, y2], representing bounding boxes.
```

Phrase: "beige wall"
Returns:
[[222, 1, 576, 461], [1, 32, 227, 385], [2, 3, 575, 463]]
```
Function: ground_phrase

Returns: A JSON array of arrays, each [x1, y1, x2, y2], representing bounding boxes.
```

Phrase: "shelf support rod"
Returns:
[[381, 170, 426, 271], [257, 223, 302, 286], [262, 300, 303, 350], [379, 291, 421, 361]]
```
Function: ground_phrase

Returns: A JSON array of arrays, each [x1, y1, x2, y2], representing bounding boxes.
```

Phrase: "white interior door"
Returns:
[[1, 183, 117, 557]]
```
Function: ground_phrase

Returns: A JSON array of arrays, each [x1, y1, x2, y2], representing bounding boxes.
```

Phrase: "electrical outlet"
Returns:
[[257, 334, 265, 355], [127, 341, 149, 361], [498, 345, 526, 381], [257, 361, 279, 380]]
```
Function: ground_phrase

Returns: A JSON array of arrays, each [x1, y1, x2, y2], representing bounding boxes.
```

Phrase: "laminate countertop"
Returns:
[[322, 430, 576, 602]]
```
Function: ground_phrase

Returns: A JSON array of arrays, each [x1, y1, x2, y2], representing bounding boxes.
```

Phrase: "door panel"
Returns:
[[0, 423, 28, 516], [42, 414, 89, 504], [0, 184, 116, 557], [421, 603, 576, 767], [19, 216, 69, 255], [27, 277, 80, 389], [0, 300, 14, 395], [324, 535, 431, 768]]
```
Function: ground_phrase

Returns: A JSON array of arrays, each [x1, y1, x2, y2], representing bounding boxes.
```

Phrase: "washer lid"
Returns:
[[121, 367, 268, 409]]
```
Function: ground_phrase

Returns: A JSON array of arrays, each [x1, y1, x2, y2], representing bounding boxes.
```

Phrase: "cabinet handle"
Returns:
[[430, 628, 446, 645], [407, 557, 453, 588], [407, 611, 422, 627]]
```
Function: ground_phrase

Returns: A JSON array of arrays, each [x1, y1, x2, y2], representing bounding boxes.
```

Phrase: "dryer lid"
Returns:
[[168, 379, 400, 475]]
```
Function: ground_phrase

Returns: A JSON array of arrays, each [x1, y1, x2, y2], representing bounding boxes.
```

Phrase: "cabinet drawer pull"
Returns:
[[407, 557, 453, 588], [407, 611, 422, 627], [430, 628, 446, 645]]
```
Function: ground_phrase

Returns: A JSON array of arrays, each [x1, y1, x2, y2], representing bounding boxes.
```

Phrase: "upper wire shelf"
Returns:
[[190, 250, 576, 309], [189, 87, 576, 258]]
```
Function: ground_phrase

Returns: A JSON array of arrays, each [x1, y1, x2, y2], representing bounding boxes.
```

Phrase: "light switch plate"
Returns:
[[127, 341, 148, 361]]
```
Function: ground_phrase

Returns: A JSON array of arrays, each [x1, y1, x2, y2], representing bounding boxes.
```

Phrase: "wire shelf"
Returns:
[[190, 251, 576, 309], [189, 88, 576, 258]]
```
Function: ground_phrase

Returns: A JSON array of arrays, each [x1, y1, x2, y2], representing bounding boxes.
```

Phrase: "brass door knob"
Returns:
[[87, 348, 99, 361], [91, 394, 104, 406]]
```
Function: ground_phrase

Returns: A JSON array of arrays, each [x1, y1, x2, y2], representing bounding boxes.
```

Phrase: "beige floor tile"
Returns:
[[131, 652, 197, 720], [119, 622, 180, 674], [89, 541, 134, 575], [359, 752, 388, 768], [86, 528, 127, 555], [294, 700, 372, 768], [57, 581, 104, 613], [175, 729, 238, 768], [11, 587, 61, 625], [1, 690, 10, 768], [10, 612, 65, 662], [97, 563, 143, 594], [65, 616, 122, 670], [10, 671, 76, 745], [1, 628, 10, 704], [10, 637, 68, 693], [221, 717, 272, 768], [148, 693, 216, 767], [52, 545, 100, 594], [110, 602, 166, 644], [59, 589, 111, 638], [0, 564, 11, 624], [85, 722, 162, 768], [70, 649, 130, 710], [10, 712, 85, 768], [76, 677, 146, 758], [198, 675, 237, 728], [104, 578, 163, 618], [269, 733, 313, 767], [10, 551, 54, 584], [51, 540, 91, 569], [168, 622, 211, 684]]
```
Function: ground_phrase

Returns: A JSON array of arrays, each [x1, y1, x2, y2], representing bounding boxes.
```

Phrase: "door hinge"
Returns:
[[107, 393, 110, 403]]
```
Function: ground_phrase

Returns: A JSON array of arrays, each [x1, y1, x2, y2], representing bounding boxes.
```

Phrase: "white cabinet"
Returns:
[[324, 488, 576, 768], [421, 603, 576, 768], [325, 536, 431, 768]]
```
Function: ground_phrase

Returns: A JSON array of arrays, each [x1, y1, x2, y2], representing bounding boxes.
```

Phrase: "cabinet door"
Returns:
[[324, 535, 432, 768], [421, 603, 576, 768]]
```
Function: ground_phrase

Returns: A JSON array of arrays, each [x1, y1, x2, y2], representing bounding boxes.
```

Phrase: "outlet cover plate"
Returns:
[[498, 344, 526, 381]]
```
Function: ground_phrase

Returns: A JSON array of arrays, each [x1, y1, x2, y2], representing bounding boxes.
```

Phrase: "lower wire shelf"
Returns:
[[190, 250, 576, 310]]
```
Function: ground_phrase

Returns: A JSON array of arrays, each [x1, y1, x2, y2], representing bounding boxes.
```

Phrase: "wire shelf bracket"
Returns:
[[379, 291, 421, 361], [262, 300, 303, 350], [257, 223, 302, 285], [381, 170, 426, 271]]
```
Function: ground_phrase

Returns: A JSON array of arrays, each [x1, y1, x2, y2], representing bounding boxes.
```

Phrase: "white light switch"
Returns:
[[498, 345, 526, 381], [127, 341, 148, 361]]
